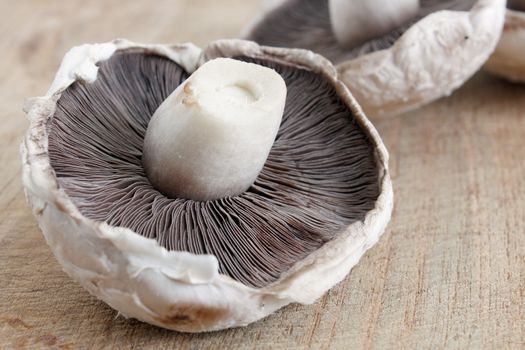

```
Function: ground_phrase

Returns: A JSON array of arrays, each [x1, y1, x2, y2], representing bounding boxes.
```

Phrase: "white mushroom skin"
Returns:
[[142, 58, 286, 201], [336, 0, 507, 116], [329, 0, 420, 48]]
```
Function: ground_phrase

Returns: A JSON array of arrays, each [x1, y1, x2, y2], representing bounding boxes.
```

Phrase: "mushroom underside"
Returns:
[[246, 0, 477, 63], [48, 51, 380, 288]]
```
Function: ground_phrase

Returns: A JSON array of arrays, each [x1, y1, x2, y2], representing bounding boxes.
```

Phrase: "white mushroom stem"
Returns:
[[329, 0, 420, 48], [142, 58, 286, 201]]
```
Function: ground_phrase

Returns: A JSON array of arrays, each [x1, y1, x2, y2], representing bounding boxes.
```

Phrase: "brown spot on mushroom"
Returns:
[[157, 304, 229, 329], [183, 81, 193, 95], [182, 82, 197, 106], [34, 206, 45, 216], [54, 200, 69, 214]]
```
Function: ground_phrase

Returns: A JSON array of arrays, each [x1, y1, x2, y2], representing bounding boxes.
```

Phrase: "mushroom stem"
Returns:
[[142, 58, 286, 201], [508, 0, 525, 11], [329, 0, 420, 48]]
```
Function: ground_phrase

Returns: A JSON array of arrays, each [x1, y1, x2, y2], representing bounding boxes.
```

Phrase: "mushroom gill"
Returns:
[[47, 51, 380, 288], [246, 0, 477, 64]]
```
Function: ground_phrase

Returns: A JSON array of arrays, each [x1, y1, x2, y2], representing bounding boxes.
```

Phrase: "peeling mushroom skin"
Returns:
[[245, 0, 506, 116], [485, 3, 525, 83], [21, 39, 393, 332]]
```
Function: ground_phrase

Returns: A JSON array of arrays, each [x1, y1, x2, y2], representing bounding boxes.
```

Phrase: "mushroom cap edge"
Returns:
[[21, 38, 393, 332]]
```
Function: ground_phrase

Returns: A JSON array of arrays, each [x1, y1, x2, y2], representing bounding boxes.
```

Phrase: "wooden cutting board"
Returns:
[[1, 1, 524, 348]]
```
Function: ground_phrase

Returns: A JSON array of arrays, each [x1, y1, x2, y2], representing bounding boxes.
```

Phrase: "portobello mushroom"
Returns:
[[21, 39, 392, 332], [245, 0, 506, 116]]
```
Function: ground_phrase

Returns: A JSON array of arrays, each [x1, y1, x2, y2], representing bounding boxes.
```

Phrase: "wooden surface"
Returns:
[[1, 1, 524, 349]]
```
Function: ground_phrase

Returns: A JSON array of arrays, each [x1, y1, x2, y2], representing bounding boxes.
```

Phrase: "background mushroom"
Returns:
[[22, 39, 393, 332], [244, 0, 506, 117], [484, 0, 525, 82]]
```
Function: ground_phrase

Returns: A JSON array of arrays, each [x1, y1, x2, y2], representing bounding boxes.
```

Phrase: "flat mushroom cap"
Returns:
[[244, 0, 507, 117], [21, 39, 392, 332], [485, 7, 525, 82]]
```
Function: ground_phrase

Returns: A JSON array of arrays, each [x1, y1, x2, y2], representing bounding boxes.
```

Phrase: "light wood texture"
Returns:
[[1, 1, 524, 349]]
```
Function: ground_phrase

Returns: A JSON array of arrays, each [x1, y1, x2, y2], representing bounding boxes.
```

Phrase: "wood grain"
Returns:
[[1, 1, 524, 349]]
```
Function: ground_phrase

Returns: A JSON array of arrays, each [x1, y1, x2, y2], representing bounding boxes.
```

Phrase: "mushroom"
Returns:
[[244, 0, 507, 117], [21, 39, 393, 332], [484, 0, 525, 82]]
